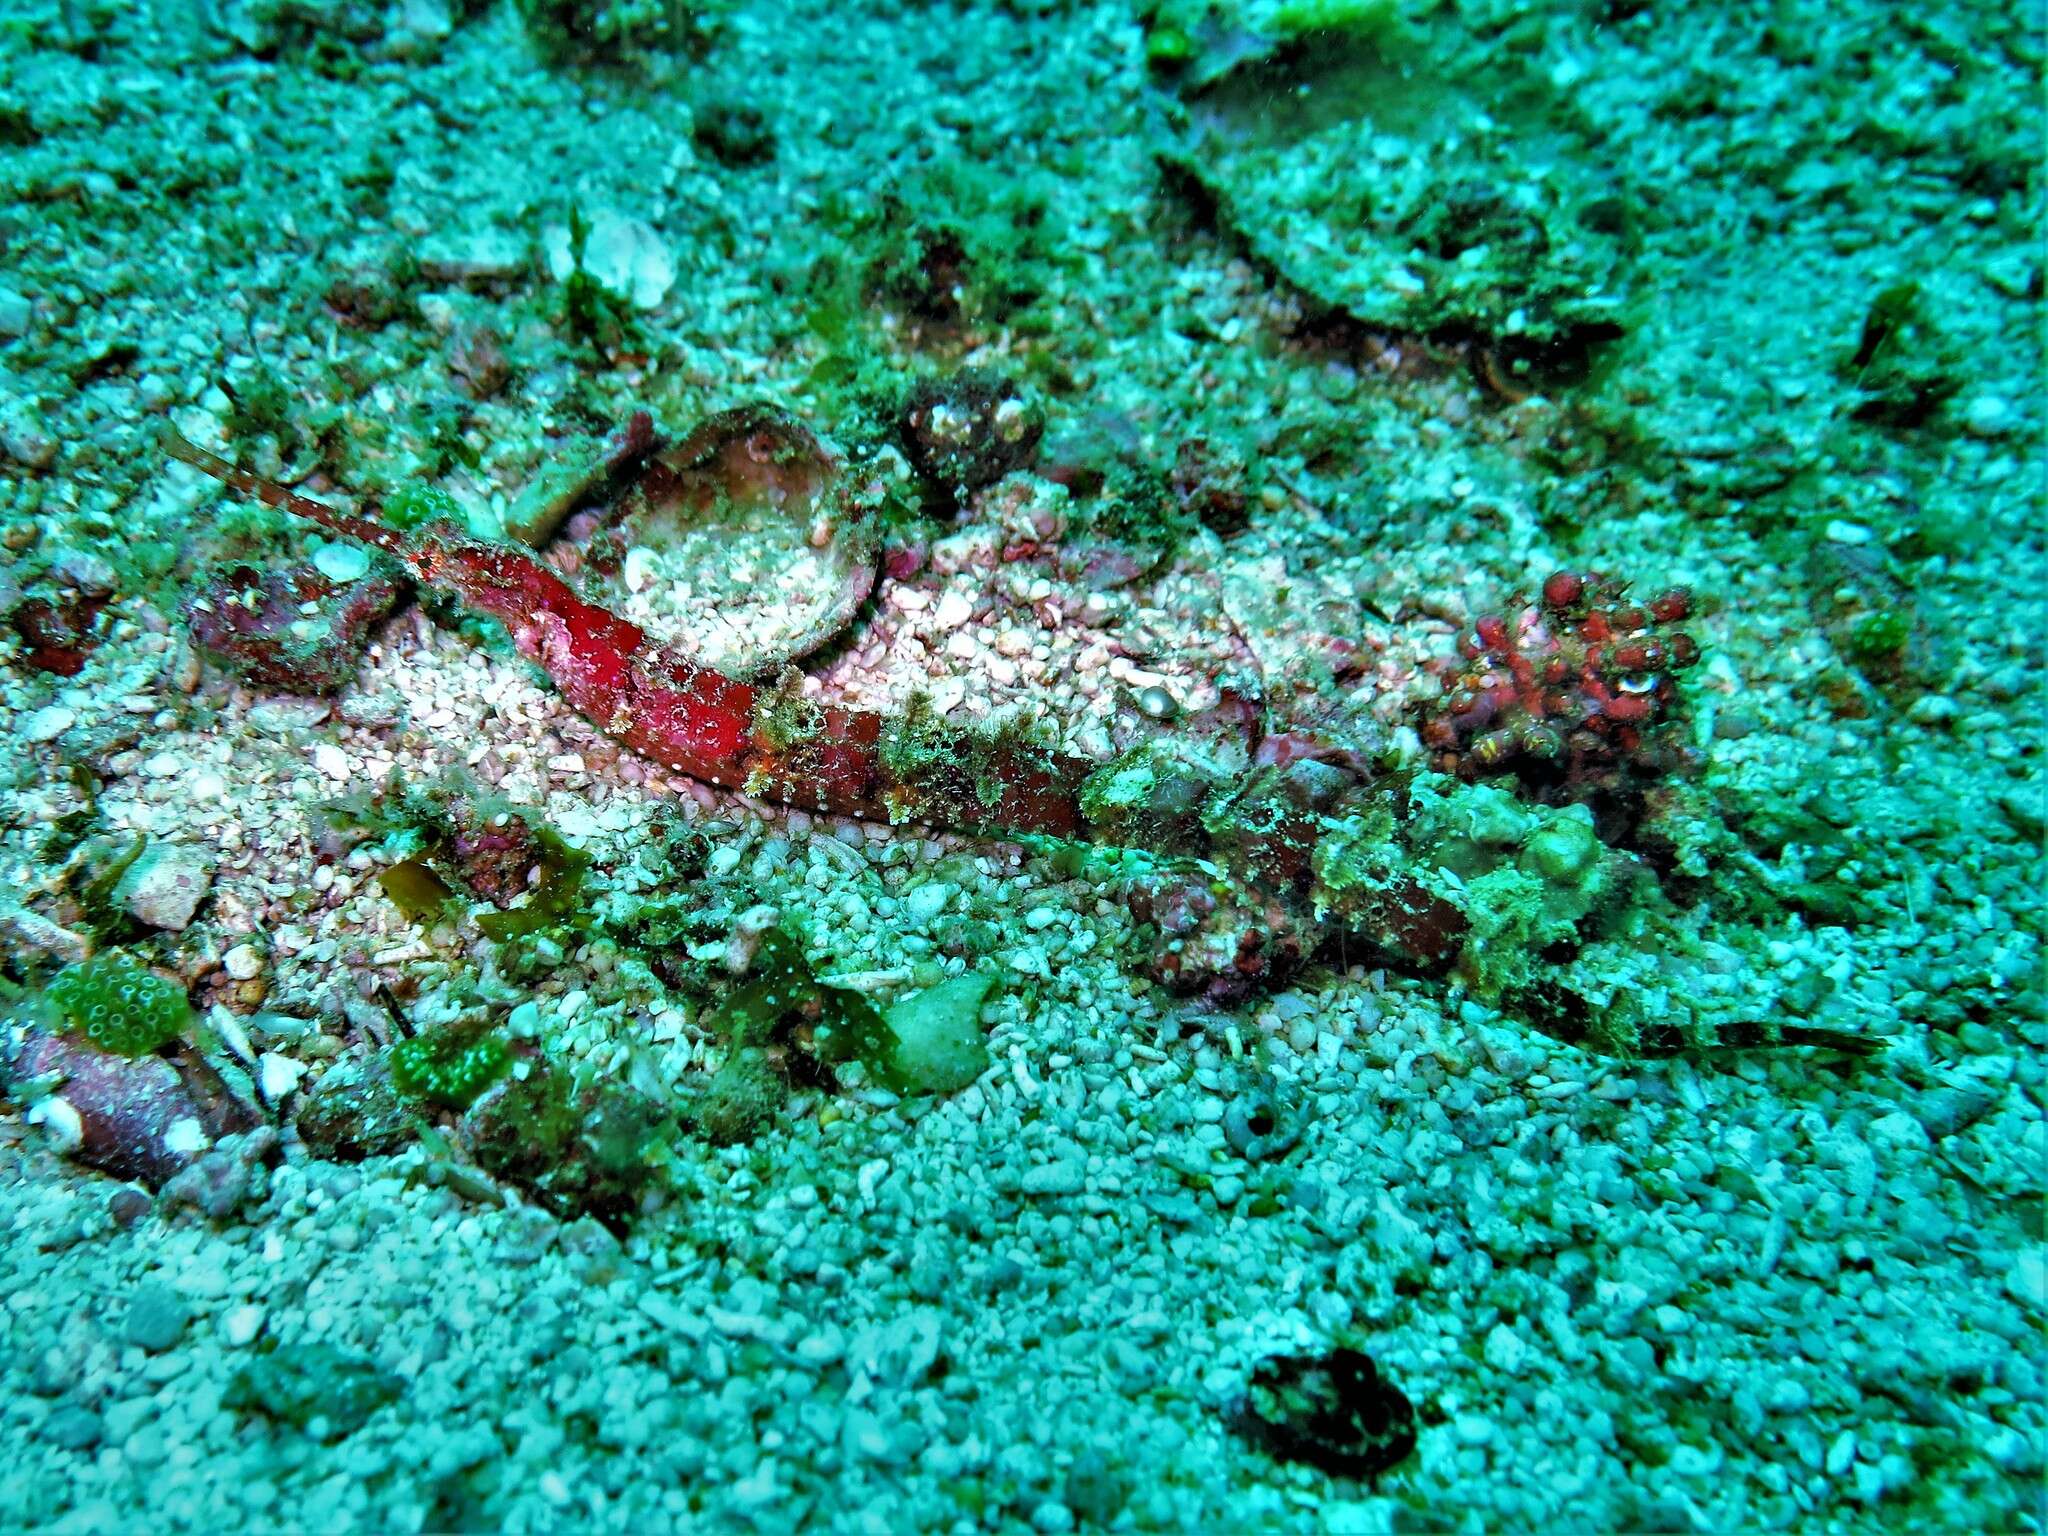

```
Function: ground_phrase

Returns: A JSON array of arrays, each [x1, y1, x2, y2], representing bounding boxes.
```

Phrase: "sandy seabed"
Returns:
[[0, 2, 2042, 1532]]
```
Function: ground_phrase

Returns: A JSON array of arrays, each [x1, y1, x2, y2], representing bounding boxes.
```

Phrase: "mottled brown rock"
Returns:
[[292, 1058, 421, 1163], [10, 1032, 257, 1188]]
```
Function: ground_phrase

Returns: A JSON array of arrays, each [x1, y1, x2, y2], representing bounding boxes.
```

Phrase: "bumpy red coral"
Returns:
[[1416, 572, 1700, 797]]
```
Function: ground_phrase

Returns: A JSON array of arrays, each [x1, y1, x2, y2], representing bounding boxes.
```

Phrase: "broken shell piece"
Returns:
[[575, 405, 880, 680], [503, 410, 658, 547]]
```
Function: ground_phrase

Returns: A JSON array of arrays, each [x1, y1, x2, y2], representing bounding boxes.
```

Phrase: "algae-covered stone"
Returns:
[[1163, 22, 1626, 368], [224, 1343, 400, 1441], [1230, 1347, 1418, 1478], [293, 1058, 422, 1163], [883, 972, 995, 1094], [463, 1064, 672, 1233], [692, 1046, 787, 1145], [123, 1282, 191, 1353], [1517, 808, 1603, 887]]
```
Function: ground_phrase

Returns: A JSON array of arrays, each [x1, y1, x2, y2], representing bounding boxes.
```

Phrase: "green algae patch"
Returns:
[[706, 927, 996, 1096], [389, 1029, 512, 1111], [376, 856, 459, 923], [46, 952, 192, 1058], [381, 482, 461, 532]]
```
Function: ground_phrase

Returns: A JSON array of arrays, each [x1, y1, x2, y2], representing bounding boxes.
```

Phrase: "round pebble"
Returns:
[[312, 542, 372, 583], [40, 1405, 102, 1452], [123, 1284, 190, 1354]]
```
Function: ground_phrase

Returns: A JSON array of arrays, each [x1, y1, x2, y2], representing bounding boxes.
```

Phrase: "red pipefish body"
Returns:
[[163, 427, 1084, 838]]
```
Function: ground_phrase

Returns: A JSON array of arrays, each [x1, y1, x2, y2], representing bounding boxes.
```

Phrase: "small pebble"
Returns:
[[115, 843, 214, 932], [24, 705, 75, 743], [107, 1188, 151, 1228], [1766, 1378, 1811, 1414], [312, 542, 372, 583], [0, 286, 32, 338], [1905, 694, 1958, 727], [1961, 395, 2015, 438], [222, 1304, 265, 1348], [2006, 1246, 2046, 1313], [40, 1405, 102, 1452], [123, 1283, 190, 1353], [1135, 684, 1178, 721], [904, 882, 954, 923]]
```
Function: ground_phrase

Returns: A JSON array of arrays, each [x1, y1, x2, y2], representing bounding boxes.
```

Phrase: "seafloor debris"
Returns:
[[334, 770, 595, 943], [1229, 1347, 1419, 1479], [1156, 19, 1627, 386], [896, 370, 1045, 497], [7, 581, 112, 675], [158, 1126, 279, 1221], [185, 557, 408, 696]]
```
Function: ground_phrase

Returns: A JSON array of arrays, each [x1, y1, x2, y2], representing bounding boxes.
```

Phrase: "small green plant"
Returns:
[[389, 1028, 512, 1110], [556, 206, 645, 359], [381, 483, 461, 532], [46, 952, 192, 1057], [1843, 609, 1913, 666]]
